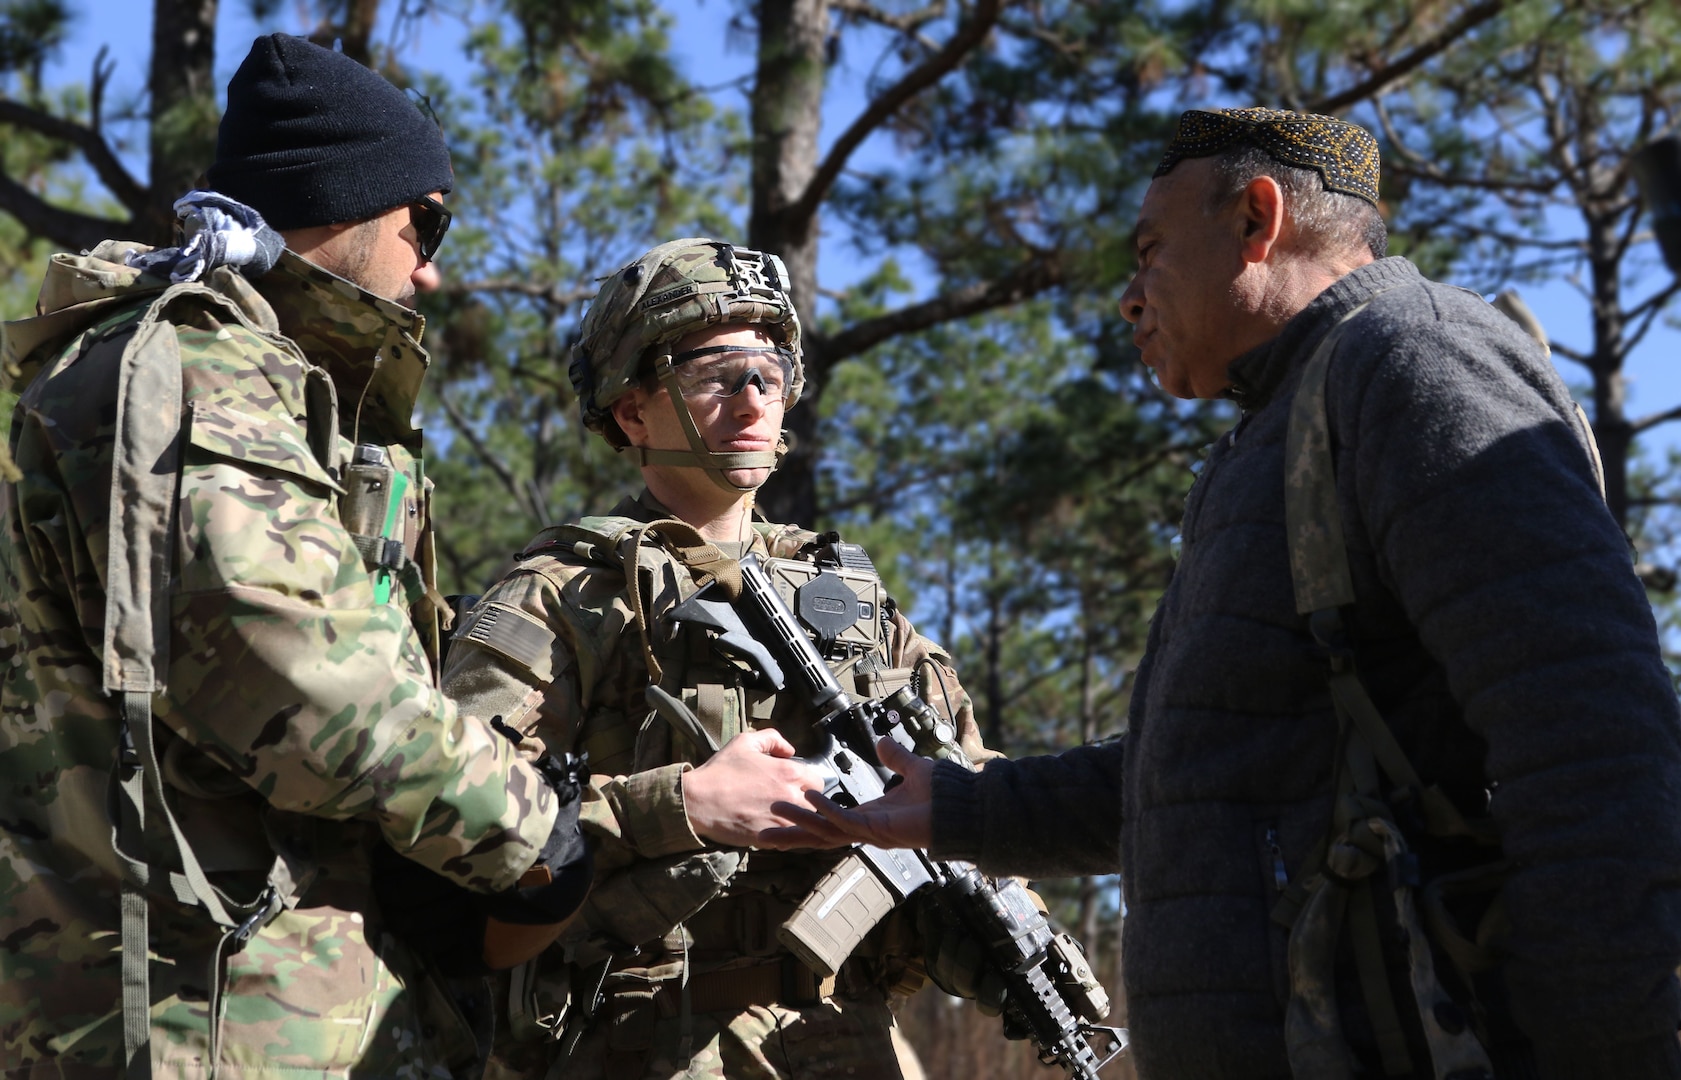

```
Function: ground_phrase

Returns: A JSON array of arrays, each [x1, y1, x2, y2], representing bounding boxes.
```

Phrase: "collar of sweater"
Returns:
[[1224, 256, 1423, 413]]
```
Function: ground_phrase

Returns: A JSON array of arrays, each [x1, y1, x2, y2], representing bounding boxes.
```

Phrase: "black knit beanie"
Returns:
[[207, 34, 452, 231]]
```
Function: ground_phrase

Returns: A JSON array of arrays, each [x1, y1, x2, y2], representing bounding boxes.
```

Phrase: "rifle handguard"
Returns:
[[778, 850, 900, 976]]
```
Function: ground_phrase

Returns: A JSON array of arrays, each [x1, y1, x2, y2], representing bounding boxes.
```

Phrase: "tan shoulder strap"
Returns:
[[97, 285, 307, 1077], [1278, 291, 1499, 1080], [622, 518, 742, 686], [1283, 300, 1375, 617], [1282, 290, 1447, 814]]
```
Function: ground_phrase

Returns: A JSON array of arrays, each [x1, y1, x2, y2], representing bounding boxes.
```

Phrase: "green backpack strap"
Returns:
[[98, 286, 309, 1078], [1277, 292, 1498, 1080]]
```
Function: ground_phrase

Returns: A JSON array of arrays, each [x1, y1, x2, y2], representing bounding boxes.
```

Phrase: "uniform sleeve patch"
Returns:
[[456, 600, 557, 682]]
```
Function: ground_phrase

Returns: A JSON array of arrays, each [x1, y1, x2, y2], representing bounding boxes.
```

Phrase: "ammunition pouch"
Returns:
[[634, 956, 835, 1017], [570, 850, 743, 966], [1276, 802, 1499, 1080]]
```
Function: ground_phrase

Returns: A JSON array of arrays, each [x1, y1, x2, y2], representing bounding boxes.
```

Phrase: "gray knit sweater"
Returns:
[[932, 258, 1681, 1079]]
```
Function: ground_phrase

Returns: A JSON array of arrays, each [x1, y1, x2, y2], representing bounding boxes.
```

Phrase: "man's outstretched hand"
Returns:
[[757, 736, 936, 851]]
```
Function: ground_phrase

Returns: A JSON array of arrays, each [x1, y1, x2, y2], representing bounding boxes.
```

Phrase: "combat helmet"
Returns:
[[569, 237, 803, 493]]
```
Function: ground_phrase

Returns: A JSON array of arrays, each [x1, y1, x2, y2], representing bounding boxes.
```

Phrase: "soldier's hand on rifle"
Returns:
[[681, 727, 831, 848], [760, 736, 936, 851]]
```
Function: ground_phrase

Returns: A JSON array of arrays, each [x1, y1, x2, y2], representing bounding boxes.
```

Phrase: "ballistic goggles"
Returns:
[[668, 344, 795, 403]]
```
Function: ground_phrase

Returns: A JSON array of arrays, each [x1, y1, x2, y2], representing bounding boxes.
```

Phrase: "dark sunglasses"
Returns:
[[409, 196, 452, 262]]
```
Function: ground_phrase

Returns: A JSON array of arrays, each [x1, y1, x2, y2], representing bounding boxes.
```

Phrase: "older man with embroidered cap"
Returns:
[[790, 107, 1681, 1080], [0, 33, 590, 1078]]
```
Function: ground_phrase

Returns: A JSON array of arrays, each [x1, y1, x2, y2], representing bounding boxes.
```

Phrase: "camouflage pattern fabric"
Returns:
[[0, 244, 561, 1077], [442, 491, 987, 1079]]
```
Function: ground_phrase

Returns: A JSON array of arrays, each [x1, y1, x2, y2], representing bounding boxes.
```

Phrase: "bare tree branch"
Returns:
[[1307, 0, 1510, 114], [1624, 278, 1681, 357], [1385, 161, 1557, 196], [449, 278, 597, 309], [1437, 223, 1586, 251], [821, 253, 1062, 363], [435, 390, 538, 521], [506, 362, 573, 395], [1004, 19, 1084, 62], [830, 0, 946, 36], [1549, 340, 1590, 366], [0, 98, 148, 216], [1633, 402, 1681, 435], [0, 172, 124, 252], [90, 45, 114, 137], [1625, 276, 1681, 324], [781, 0, 1002, 230], [1611, 195, 1645, 269]]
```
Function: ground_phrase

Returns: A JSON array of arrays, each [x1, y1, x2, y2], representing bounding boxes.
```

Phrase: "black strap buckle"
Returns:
[[231, 885, 282, 950], [117, 721, 141, 770], [1308, 607, 1356, 671]]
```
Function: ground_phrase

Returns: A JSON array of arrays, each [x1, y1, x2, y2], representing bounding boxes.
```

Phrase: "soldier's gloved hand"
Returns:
[[479, 752, 594, 968], [373, 751, 593, 976], [915, 894, 1010, 1019]]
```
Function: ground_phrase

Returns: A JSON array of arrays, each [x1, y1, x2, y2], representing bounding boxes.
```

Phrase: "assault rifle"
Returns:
[[667, 552, 1129, 1079]]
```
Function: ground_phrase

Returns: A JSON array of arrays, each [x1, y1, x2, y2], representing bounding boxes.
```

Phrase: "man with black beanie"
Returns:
[[0, 33, 592, 1079]]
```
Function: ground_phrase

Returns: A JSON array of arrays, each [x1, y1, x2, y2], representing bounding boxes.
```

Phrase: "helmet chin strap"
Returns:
[[619, 353, 782, 494]]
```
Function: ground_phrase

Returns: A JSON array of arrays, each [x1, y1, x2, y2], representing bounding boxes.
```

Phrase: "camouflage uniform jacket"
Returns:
[[0, 244, 560, 1079], [441, 491, 987, 1076]]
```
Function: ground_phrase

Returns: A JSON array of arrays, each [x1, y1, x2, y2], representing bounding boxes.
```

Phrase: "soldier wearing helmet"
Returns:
[[441, 238, 993, 1078]]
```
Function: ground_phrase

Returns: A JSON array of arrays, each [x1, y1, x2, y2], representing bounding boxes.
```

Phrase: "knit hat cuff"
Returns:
[[211, 131, 452, 231]]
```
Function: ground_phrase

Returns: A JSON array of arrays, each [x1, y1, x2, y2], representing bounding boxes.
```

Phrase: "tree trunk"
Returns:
[[748, 0, 827, 526], [311, 0, 383, 67], [1584, 206, 1631, 530], [983, 541, 1004, 749], [146, 0, 219, 245], [1076, 584, 1101, 944], [1594, 368, 1632, 531]]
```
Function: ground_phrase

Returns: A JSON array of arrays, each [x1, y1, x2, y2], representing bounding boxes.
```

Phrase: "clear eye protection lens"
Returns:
[[670, 345, 794, 402]]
